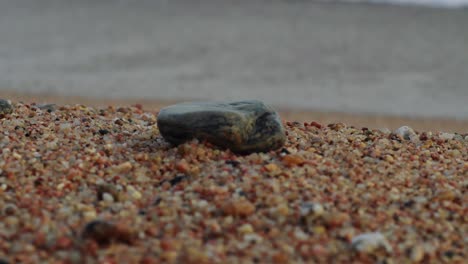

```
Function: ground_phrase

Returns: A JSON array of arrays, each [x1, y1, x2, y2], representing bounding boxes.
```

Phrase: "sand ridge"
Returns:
[[1, 91, 467, 133]]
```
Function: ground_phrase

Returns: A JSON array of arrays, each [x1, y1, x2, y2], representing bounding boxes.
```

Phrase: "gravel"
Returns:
[[0, 102, 466, 263]]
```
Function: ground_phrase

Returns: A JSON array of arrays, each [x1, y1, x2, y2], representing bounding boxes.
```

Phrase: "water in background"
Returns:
[[342, 0, 468, 8], [0, 0, 467, 119]]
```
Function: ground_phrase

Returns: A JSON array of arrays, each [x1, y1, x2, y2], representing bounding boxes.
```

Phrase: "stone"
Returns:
[[351, 232, 392, 253], [157, 100, 286, 154], [394, 126, 418, 142], [0, 99, 13, 116], [409, 245, 425, 262], [37, 103, 56, 112], [379, 128, 391, 134], [438, 132, 455, 140], [81, 220, 133, 245], [299, 202, 324, 217]]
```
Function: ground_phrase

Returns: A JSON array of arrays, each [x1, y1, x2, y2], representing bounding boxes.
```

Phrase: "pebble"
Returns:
[[102, 193, 114, 202], [351, 232, 392, 253], [394, 126, 418, 142], [379, 128, 391, 134], [2, 203, 17, 216], [438, 132, 455, 140], [157, 100, 286, 153], [126, 185, 142, 200], [282, 154, 306, 167], [97, 184, 121, 202], [222, 198, 256, 217], [237, 224, 254, 234], [81, 220, 133, 246], [409, 245, 425, 262], [37, 104, 56, 112], [0, 99, 13, 116], [299, 202, 324, 217]]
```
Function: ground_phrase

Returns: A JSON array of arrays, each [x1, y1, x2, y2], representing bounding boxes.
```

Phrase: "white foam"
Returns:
[[343, 0, 468, 8]]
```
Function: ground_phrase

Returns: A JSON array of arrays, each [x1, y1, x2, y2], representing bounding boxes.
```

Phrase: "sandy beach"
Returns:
[[1, 1, 467, 260], [0, 99, 465, 263], [2, 91, 468, 133]]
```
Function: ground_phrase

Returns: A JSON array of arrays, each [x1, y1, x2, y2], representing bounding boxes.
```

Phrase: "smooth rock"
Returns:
[[0, 99, 13, 116], [438, 132, 455, 140], [37, 103, 57, 112], [299, 202, 324, 217], [379, 128, 391, 134], [81, 220, 133, 245], [351, 232, 392, 253], [394, 126, 418, 142], [157, 100, 286, 154], [409, 245, 425, 262]]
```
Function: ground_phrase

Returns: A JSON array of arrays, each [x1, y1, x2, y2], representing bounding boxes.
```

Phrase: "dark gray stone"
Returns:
[[157, 100, 286, 154], [37, 103, 57, 112], [0, 99, 13, 116]]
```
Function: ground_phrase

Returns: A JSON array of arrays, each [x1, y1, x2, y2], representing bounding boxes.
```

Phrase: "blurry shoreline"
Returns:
[[2, 90, 467, 133], [339, 0, 468, 9], [1, 0, 467, 120]]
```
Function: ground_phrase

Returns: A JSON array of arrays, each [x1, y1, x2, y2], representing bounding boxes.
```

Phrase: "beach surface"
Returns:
[[2, 91, 468, 133], [0, 101, 465, 263]]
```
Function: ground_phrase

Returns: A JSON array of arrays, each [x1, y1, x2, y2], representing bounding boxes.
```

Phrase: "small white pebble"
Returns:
[[237, 233, 263, 250], [85, 147, 96, 154], [238, 224, 254, 234], [82, 210, 97, 221], [394, 126, 418, 142], [104, 143, 113, 150], [414, 196, 428, 204], [72, 119, 81, 126], [102, 192, 115, 202], [46, 139, 58, 149], [59, 123, 72, 131], [410, 245, 425, 262], [351, 232, 392, 253], [196, 200, 209, 209], [114, 161, 133, 173], [299, 202, 324, 217], [243, 233, 263, 244], [379, 128, 391, 134], [61, 161, 70, 169], [127, 185, 142, 200], [438, 132, 454, 140], [294, 228, 309, 241]]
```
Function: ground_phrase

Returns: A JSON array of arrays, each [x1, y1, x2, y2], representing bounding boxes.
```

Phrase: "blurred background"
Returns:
[[0, 0, 467, 130]]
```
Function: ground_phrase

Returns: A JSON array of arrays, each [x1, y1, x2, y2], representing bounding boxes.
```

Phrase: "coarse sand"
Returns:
[[0, 99, 466, 263], [1, 91, 468, 133]]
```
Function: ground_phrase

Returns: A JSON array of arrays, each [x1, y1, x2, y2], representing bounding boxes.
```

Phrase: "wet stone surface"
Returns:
[[0, 99, 13, 116], [157, 100, 286, 154]]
